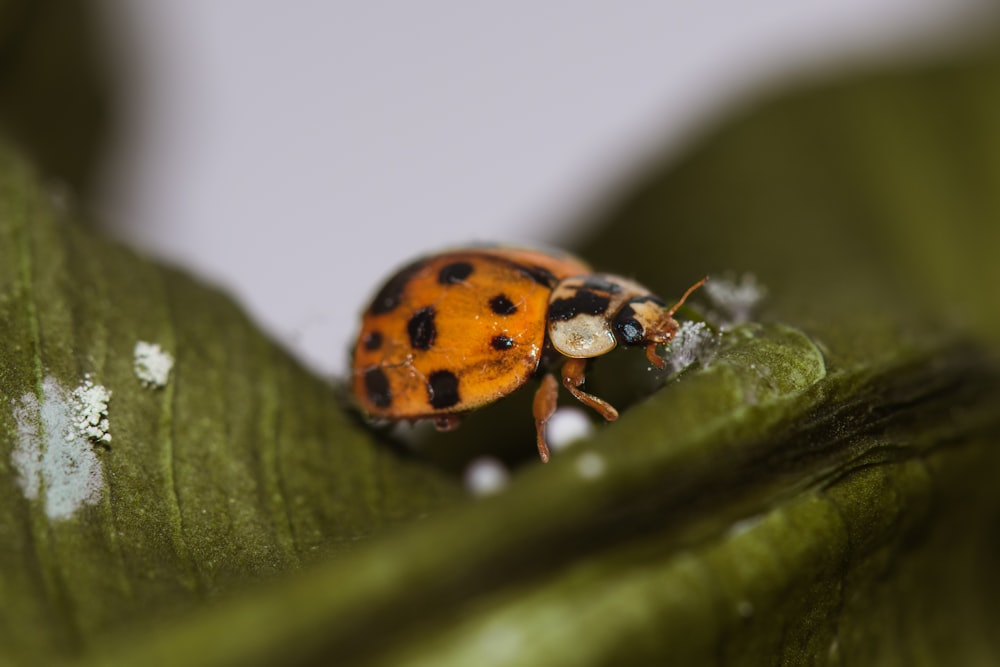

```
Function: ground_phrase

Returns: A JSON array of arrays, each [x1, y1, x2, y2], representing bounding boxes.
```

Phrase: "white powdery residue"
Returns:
[[69, 375, 112, 444], [663, 321, 718, 375], [10, 376, 106, 521], [703, 273, 767, 327], [133, 340, 174, 388], [546, 407, 594, 453], [464, 457, 510, 496]]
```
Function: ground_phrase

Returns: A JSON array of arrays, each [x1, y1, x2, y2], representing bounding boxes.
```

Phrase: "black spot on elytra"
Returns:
[[363, 367, 392, 408], [427, 370, 460, 409], [519, 265, 558, 288], [362, 330, 383, 351], [581, 276, 623, 294], [407, 307, 437, 350], [368, 260, 423, 315], [490, 294, 518, 315], [491, 334, 514, 351], [548, 289, 611, 322], [438, 261, 474, 284], [613, 305, 644, 345]]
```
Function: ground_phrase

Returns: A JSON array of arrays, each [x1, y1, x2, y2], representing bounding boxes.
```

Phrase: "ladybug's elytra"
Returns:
[[351, 247, 705, 462]]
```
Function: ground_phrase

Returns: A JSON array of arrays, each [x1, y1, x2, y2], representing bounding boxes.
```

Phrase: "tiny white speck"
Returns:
[[464, 457, 510, 496], [737, 600, 754, 617], [575, 451, 606, 479], [547, 407, 594, 452], [134, 341, 174, 388]]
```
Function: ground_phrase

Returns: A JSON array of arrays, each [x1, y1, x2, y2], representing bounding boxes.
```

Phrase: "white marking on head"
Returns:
[[549, 314, 616, 358]]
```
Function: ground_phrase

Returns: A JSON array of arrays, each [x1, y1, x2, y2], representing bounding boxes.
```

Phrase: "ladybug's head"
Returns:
[[547, 274, 706, 368], [611, 296, 677, 346], [613, 277, 707, 368]]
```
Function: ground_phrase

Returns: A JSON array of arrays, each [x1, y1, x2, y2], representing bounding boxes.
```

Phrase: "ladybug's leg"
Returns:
[[645, 343, 667, 369], [433, 414, 462, 432], [561, 358, 619, 422], [531, 373, 559, 463]]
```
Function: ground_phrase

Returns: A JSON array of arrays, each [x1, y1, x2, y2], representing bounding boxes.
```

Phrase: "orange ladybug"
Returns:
[[351, 247, 705, 462]]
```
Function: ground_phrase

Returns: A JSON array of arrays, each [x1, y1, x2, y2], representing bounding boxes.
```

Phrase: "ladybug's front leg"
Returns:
[[531, 373, 559, 463], [561, 358, 619, 422], [645, 343, 667, 369]]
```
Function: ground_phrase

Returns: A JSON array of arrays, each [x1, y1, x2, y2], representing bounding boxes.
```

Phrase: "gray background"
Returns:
[[95, 1, 984, 376]]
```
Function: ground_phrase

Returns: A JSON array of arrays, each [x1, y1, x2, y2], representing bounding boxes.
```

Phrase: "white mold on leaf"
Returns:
[[133, 340, 174, 388], [662, 320, 720, 375], [702, 272, 767, 327], [69, 375, 112, 444], [10, 376, 107, 521]]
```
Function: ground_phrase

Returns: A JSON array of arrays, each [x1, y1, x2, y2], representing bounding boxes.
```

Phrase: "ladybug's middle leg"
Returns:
[[531, 373, 559, 463], [561, 358, 619, 422]]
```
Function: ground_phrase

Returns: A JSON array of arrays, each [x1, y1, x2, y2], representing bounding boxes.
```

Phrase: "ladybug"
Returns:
[[351, 247, 705, 462]]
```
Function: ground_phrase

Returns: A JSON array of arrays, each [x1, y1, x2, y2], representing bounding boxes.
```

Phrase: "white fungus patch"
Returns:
[[703, 273, 767, 327], [69, 375, 112, 444], [662, 321, 719, 375], [10, 376, 106, 521], [464, 457, 510, 496], [575, 451, 606, 480], [546, 407, 594, 453], [133, 340, 174, 388]]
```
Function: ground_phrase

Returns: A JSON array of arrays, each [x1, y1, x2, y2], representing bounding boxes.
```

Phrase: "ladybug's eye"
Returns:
[[612, 305, 645, 346]]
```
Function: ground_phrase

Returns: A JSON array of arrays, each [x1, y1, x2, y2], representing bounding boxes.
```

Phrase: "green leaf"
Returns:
[[575, 45, 1000, 346], [0, 142, 463, 664], [83, 325, 999, 667]]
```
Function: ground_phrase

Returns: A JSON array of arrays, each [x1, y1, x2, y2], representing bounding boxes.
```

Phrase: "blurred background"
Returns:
[[89, 1, 989, 377]]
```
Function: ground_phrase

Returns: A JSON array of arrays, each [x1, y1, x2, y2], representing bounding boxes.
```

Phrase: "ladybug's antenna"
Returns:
[[665, 276, 708, 317]]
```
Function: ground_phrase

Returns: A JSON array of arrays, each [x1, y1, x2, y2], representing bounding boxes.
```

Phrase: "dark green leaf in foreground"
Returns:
[[0, 144, 463, 664], [84, 322, 1000, 667], [2, 29, 1000, 667]]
